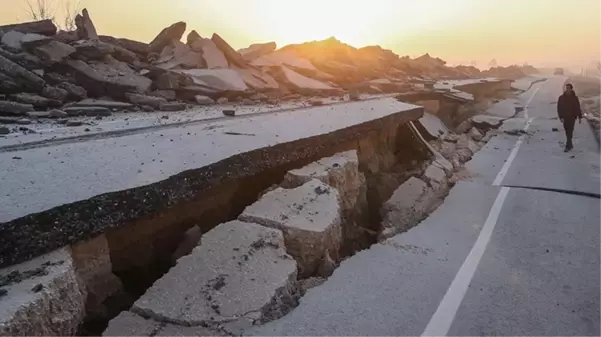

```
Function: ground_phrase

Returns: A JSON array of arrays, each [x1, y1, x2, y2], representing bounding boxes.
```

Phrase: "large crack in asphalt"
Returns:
[[501, 184, 600, 199]]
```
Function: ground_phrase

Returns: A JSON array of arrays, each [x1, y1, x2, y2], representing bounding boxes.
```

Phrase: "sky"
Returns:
[[2, 0, 600, 69]]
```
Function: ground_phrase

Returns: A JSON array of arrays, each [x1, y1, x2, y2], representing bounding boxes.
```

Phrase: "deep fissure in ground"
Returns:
[[77, 121, 434, 335]]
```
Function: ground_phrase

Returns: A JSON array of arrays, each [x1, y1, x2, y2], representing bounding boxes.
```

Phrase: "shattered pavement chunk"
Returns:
[[131, 221, 297, 327]]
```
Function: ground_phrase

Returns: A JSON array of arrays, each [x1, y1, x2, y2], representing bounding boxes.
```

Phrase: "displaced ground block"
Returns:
[[417, 112, 448, 140], [71, 234, 123, 316], [0, 248, 86, 336], [282, 150, 365, 211], [131, 221, 297, 327], [379, 177, 437, 240], [471, 114, 504, 129], [103, 311, 221, 336], [458, 134, 480, 154], [239, 179, 343, 277], [424, 164, 447, 186]]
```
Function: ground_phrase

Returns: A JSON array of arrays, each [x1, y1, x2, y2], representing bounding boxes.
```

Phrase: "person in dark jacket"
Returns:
[[557, 83, 582, 152]]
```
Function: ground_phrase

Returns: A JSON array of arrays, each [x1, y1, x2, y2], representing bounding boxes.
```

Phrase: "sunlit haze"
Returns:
[[2, 0, 600, 69]]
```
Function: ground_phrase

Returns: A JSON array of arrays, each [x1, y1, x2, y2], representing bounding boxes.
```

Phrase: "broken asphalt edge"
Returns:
[[0, 105, 422, 269]]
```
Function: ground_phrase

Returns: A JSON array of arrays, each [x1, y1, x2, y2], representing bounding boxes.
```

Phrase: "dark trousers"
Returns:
[[563, 118, 576, 147]]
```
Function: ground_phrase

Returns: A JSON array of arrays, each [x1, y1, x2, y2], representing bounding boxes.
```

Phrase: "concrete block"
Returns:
[[417, 112, 448, 140], [239, 179, 343, 277], [132, 221, 297, 327], [103, 311, 156, 336], [282, 150, 364, 211], [457, 134, 480, 155], [380, 177, 437, 239], [471, 114, 504, 129], [0, 248, 85, 336], [469, 127, 484, 141], [103, 311, 221, 336], [424, 164, 447, 186], [71, 234, 123, 316]]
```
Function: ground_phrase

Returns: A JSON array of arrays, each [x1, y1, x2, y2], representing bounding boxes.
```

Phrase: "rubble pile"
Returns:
[[0, 10, 537, 120], [481, 64, 539, 80]]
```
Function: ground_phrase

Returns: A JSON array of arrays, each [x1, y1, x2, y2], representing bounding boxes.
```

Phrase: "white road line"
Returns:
[[492, 84, 541, 186], [492, 117, 534, 186], [421, 186, 511, 337], [524, 87, 541, 120]]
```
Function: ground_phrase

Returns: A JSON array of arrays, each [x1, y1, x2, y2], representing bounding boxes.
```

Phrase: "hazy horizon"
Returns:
[[2, 0, 600, 70]]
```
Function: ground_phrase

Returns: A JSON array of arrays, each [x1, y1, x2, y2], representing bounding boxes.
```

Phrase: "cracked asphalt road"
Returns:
[[247, 76, 600, 336]]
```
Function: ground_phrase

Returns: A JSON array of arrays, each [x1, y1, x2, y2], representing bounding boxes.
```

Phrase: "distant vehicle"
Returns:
[[554, 68, 565, 75]]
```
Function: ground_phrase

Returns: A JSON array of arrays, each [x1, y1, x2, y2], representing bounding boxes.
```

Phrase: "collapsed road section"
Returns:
[[2, 96, 428, 335], [0, 75, 521, 335]]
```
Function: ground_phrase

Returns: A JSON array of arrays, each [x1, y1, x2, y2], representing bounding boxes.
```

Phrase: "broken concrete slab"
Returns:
[[74, 40, 117, 60], [0, 54, 45, 92], [57, 82, 88, 100], [186, 30, 202, 45], [1, 31, 25, 50], [471, 114, 504, 129], [0, 248, 85, 336], [189, 38, 229, 69], [99, 36, 150, 56], [211, 33, 247, 68], [0, 20, 57, 36], [103, 311, 222, 336], [194, 95, 215, 105], [235, 67, 280, 91], [63, 106, 112, 117], [149, 22, 186, 53], [156, 41, 205, 70], [0, 97, 422, 269], [172, 68, 248, 93], [282, 150, 364, 212], [277, 66, 339, 95], [469, 127, 484, 141], [74, 8, 98, 40], [238, 42, 277, 62], [457, 133, 480, 155], [417, 112, 448, 140], [380, 176, 437, 239], [126, 93, 167, 109], [26, 109, 68, 118], [71, 235, 123, 318], [0, 100, 34, 115], [251, 50, 317, 71], [132, 220, 297, 326], [9, 92, 61, 108], [34, 40, 75, 64], [149, 90, 176, 101], [20, 33, 51, 50], [71, 98, 134, 110], [424, 164, 447, 186], [41, 85, 69, 102], [66, 58, 152, 97], [239, 179, 343, 277], [159, 102, 186, 111]]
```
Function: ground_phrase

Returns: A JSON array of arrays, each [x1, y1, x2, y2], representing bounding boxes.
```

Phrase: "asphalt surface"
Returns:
[[0, 97, 418, 223], [248, 75, 600, 336]]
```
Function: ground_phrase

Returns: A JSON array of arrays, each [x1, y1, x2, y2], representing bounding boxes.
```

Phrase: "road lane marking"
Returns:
[[492, 83, 541, 186], [523, 87, 540, 120], [492, 117, 534, 186], [421, 187, 511, 337]]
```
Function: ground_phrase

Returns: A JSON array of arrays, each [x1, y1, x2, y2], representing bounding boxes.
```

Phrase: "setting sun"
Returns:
[[189, 0, 473, 48]]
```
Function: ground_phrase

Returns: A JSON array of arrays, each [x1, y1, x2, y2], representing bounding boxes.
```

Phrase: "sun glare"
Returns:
[[244, 0, 469, 48]]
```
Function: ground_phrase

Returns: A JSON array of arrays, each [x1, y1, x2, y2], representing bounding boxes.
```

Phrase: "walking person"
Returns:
[[557, 83, 583, 152]]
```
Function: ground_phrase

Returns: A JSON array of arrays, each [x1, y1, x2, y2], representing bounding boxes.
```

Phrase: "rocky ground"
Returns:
[[0, 8, 538, 135]]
